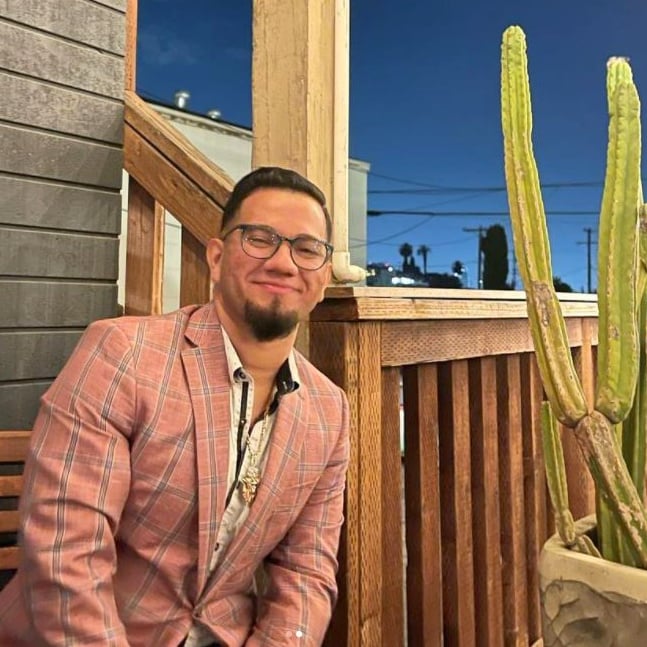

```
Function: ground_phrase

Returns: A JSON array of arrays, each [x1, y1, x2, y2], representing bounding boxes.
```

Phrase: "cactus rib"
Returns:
[[541, 402, 577, 545], [574, 411, 647, 566], [595, 63, 641, 424], [501, 26, 588, 426]]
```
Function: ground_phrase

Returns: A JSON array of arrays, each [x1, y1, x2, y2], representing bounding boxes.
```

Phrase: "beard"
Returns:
[[244, 297, 299, 342]]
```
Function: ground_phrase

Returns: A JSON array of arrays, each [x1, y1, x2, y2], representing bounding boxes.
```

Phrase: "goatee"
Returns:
[[244, 298, 299, 341]]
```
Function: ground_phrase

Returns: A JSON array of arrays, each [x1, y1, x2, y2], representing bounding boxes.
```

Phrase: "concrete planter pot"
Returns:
[[539, 516, 647, 646]]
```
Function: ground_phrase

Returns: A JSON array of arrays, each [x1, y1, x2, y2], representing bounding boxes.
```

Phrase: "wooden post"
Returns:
[[252, 0, 350, 353], [180, 227, 211, 307], [310, 321, 385, 646], [125, 178, 165, 315], [125, 0, 138, 92], [252, 0, 339, 209]]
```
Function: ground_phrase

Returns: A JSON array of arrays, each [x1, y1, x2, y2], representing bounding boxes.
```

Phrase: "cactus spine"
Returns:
[[501, 25, 647, 566]]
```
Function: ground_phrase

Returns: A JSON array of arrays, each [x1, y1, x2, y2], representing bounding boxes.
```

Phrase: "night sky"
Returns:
[[137, 0, 647, 291]]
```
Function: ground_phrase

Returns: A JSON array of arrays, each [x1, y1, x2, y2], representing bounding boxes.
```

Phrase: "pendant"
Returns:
[[240, 466, 260, 506]]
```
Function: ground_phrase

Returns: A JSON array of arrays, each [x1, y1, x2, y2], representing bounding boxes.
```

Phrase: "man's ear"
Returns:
[[206, 238, 224, 284]]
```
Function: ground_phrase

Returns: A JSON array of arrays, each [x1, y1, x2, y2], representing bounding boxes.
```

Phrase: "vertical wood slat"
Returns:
[[496, 355, 530, 647], [381, 367, 404, 646], [568, 321, 596, 518], [468, 357, 504, 647], [124, 0, 138, 92], [403, 363, 443, 647], [357, 322, 383, 646], [438, 360, 476, 647], [311, 322, 359, 647], [125, 177, 165, 316], [180, 227, 211, 307], [312, 322, 385, 646], [520, 353, 547, 644]]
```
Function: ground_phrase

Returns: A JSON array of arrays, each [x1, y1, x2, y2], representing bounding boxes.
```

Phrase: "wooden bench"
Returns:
[[0, 431, 30, 588]]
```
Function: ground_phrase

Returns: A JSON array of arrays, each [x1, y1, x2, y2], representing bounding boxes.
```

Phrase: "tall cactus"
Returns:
[[501, 25, 647, 566]]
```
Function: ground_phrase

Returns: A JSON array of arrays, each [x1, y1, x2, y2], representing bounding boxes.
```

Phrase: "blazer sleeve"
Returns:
[[247, 388, 350, 646], [19, 319, 135, 646]]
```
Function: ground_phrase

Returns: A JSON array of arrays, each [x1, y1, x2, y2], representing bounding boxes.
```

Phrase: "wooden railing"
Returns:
[[121, 93, 600, 645], [310, 287, 598, 647], [123, 90, 234, 313]]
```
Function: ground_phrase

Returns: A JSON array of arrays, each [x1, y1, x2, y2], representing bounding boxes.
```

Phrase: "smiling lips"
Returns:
[[256, 281, 298, 295]]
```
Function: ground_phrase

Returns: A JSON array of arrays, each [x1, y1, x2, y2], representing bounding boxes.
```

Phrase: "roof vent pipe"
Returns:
[[174, 90, 190, 109]]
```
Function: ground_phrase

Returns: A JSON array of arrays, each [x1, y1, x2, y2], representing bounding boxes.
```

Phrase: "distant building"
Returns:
[[366, 262, 396, 286], [119, 97, 370, 312]]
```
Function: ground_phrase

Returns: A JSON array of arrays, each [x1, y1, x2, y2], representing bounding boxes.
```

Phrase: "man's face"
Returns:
[[207, 187, 332, 341]]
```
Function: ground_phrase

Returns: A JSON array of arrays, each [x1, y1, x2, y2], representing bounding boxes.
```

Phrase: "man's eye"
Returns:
[[247, 233, 275, 246], [294, 239, 325, 257]]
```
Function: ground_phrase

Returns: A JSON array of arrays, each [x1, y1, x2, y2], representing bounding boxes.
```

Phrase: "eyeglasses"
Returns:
[[221, 224, 333, 271]]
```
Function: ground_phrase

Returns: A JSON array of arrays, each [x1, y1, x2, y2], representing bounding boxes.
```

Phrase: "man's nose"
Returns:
[[264, 240, 299, 272]]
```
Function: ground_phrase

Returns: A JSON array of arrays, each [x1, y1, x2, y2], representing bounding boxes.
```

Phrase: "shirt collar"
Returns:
[[220, 327, 300, 397]]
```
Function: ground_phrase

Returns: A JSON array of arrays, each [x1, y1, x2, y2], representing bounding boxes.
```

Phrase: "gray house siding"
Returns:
[[0, 0, 126, 428]]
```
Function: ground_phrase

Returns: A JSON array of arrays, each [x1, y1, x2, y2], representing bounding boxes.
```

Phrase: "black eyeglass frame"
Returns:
[[221, 223, 334, 271]]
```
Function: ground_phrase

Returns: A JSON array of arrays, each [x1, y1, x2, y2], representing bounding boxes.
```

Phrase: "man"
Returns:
[[0, 167, 350, 646]]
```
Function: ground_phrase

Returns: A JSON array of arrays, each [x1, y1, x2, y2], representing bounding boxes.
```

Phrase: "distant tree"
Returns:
[[553, 276, 574, 293], [452, 260, 466, 287], [481, 224, 509, 290], [399, 242, 413, 271], [417, 245, 431, 275]]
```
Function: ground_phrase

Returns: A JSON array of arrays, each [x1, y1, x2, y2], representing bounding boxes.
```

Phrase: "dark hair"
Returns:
[[221, 167, 333, 242]]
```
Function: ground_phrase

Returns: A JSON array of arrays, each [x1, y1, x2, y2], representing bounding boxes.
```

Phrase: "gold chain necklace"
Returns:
[[239, 406, 271, 506]]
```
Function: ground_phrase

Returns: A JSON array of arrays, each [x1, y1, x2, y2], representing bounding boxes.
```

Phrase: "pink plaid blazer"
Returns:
[[0, 304, 349, 646]]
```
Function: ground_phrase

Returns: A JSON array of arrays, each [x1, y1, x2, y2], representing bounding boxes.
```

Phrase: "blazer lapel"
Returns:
[[182, 305, 232, 595], [210, 385, 307, 580]]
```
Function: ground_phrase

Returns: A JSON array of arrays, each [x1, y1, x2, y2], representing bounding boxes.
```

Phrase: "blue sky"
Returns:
[[136, 0, 647, 291]]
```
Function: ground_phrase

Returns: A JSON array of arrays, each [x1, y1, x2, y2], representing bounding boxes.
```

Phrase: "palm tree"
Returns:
[[398, 242, 413, 271], [417, 245, 431, 275]]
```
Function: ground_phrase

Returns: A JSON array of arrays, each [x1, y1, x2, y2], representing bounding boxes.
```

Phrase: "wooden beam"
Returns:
[[125, 92, 233, 212], [379, 318, 597, 367], [252, 0, 344, 353], [0, 546, 21, 571], [180, 228, 211, 307], [0, 510, 20, 534], [0, 475, 23, 498], [313, 295, 599, 322], [252, 0, 338, 206], [0, 431, 30, 462], [125, 0, 138, 92], [125, 178, 165, 316]]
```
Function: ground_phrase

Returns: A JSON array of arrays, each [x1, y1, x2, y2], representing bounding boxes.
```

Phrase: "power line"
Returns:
[[350, 234, 473, 248], [367, 171, 607, 191], [368, 180, 603, 195], [367, 209, 600, 217]]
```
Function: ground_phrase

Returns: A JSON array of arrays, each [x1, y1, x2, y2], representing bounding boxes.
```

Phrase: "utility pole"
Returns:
[[463, 226, 486, 288], [577, 228, 597, 293], [511, 257, 518, 290]]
